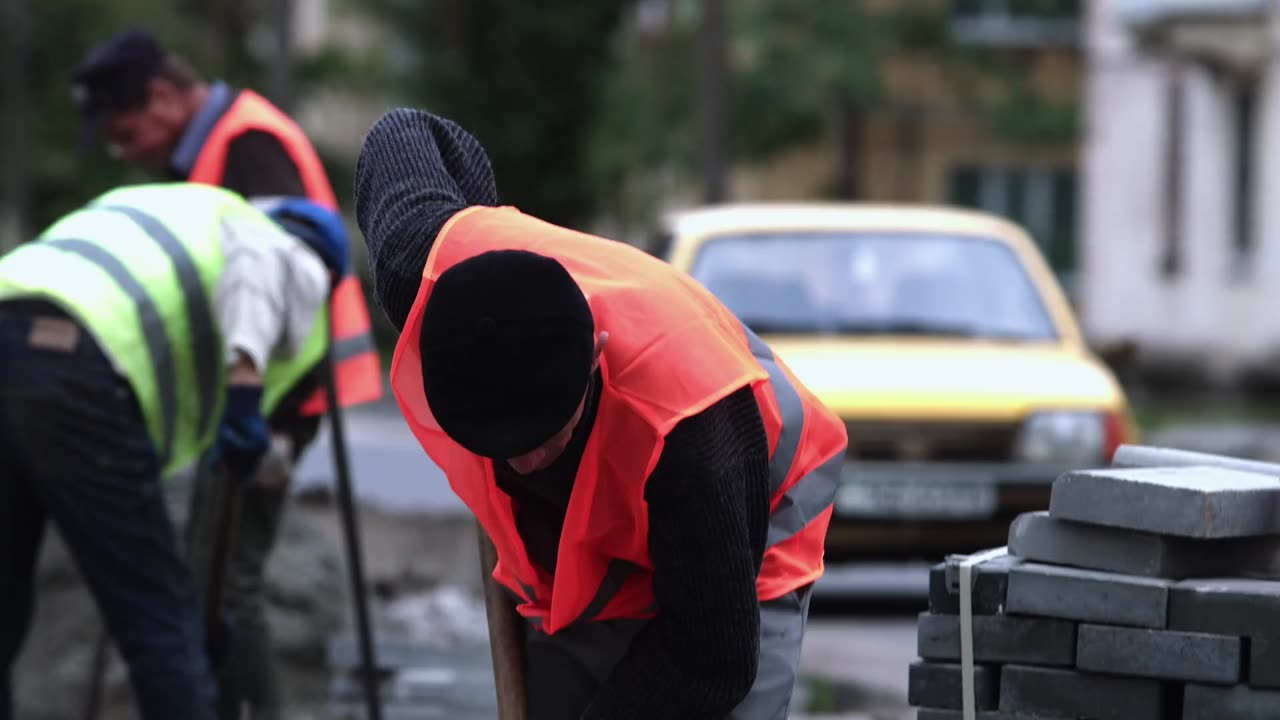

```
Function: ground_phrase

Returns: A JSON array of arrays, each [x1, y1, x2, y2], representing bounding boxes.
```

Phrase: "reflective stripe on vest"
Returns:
[[0, 185, 335, 476], [390, 205, 847, 635], [512, 325, 838, 632], [187, 90, 385, 414], [512, 558, 645, 630], [331, 331, 377, 362], [0, 188, 234, 476], [740, 324, 842, 549], [43, 236, 182, 463], [95, 204, 221, 443]]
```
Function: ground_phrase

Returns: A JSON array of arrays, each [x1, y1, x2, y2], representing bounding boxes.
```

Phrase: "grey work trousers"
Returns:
[[525, 585, 813, 719]]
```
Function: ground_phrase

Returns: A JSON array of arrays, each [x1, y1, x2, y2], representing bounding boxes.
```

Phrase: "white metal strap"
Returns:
[[959, 546, 1008, 720]]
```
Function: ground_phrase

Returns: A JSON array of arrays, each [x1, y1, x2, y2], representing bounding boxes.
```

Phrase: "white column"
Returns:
[[1079, 0, 1169, 345], [1174, 64, 1233, 351], [1222, 11, 1280, 363]]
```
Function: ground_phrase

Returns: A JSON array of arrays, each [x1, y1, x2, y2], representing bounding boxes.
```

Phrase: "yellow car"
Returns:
[[661, 203, 1139, 560]]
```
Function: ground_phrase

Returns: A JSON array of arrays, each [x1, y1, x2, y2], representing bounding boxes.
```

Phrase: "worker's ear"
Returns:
[[591, 331, 608, 369]]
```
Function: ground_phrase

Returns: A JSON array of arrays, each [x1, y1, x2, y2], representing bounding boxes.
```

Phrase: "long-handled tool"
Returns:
[[203, 463, 247, 673], [321, 336, 382, 720], [84, 352, 385, 719], [81, 626, 110, 720], [477, 526, 528, 720]]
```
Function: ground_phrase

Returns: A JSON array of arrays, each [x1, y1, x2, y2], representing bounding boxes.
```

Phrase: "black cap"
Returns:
[[70, 27, 167, 152], [419, 250, 596, 459]]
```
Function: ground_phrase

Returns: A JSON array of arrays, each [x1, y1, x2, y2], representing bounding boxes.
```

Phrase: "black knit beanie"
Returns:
[[419, 249, 595, 459]]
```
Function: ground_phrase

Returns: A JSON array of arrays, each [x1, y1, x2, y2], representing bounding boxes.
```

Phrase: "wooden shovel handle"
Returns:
[[477, 523, 528, 720]]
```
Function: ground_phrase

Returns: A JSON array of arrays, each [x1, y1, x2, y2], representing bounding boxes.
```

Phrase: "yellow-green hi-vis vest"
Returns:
[[0, 183, 329, 478]]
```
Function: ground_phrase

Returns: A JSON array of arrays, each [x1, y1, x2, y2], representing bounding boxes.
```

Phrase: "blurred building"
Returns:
[[1081, 0, 1278, 383], [724, 0, 1085, 293]]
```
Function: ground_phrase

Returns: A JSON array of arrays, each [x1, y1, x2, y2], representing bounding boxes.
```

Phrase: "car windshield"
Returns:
[[688, 231, 1059, 341]]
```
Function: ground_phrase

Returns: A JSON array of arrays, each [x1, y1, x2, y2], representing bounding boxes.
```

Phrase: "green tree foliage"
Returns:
[[728, 0, 887, 161], [586, 0, 1078, 219], [22, 0, 186, 231], [12, 0, 381, 236], [371, 0, 631, 228], [587, 4, 700, 223]]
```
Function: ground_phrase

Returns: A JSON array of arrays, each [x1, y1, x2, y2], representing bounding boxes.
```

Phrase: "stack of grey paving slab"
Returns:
[[909, 445, 1280, 720]]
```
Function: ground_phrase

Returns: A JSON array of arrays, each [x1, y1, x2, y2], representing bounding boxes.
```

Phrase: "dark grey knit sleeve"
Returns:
[[353, 108, 499, 330], [580, 386, 772, 719]]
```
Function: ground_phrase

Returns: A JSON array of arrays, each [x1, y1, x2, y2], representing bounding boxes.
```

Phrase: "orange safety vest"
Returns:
[[391, 206, 847, 635], [187, 89, 383, 413]]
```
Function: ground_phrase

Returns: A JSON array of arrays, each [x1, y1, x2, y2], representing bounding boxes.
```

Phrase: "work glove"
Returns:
[[264, 197, 352, 289], [208, 385, 270, 483]]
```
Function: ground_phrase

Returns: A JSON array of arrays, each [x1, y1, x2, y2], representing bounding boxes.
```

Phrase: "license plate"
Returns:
[[835, 480, 998, 520]]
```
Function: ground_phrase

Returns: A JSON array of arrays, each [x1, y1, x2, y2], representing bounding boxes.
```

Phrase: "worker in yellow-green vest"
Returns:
[[0, 183, 346, 720]]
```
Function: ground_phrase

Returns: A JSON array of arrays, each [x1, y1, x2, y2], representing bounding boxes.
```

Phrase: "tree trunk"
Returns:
[[267, 0, 295, 112], [697, 0, 729, 204], [834, 91, 861, 200]]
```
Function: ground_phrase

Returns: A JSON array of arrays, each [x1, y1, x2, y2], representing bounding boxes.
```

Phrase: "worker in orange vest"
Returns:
[[69, 27, 383, 720], [354, 108, 848, 719]]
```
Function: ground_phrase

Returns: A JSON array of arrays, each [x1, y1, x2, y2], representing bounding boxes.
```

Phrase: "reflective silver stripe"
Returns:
[[516, 561, 641, 631], [522, 325, 833, 630], [518, 580, 540, 605], [504, 582, 545, 629], [740, 322, 839, 548], [766, 452, 841, 548], [46, 238, 177, 463], [741, 324, 804, 495], [98, 205, 219, 441], [573, 559, 641, 626], [332, 331, 376, 361]]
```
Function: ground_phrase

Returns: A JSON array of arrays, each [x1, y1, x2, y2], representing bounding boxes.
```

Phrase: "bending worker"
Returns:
[[354, 108, 847, 719], [70, 27, 383, 718], [0, 183, 346, 720]]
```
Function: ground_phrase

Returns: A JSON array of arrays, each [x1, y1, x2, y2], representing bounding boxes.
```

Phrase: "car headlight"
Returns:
[[1015, 411, 1106, 464]]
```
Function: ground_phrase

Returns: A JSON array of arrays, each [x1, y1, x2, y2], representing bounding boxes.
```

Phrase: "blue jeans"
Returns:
[[0, 301, 215, 720]]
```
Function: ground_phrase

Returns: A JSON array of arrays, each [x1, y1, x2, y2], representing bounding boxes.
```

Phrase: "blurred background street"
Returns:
[[8, 0, 1280, 716]]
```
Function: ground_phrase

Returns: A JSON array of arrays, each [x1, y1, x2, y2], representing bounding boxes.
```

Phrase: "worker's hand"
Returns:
[[209, 384, 270, 483], [266, 197, 352, 288]]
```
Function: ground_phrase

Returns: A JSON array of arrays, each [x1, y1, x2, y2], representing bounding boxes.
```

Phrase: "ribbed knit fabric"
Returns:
[[354, 108, 497, 330], [354, 108, 773, 718]]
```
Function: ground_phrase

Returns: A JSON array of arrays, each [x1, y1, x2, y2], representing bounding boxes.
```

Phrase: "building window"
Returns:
[[948, 164, 1078, 278], [950, 0, 1081, 47], [1231, 76, 1258, 281]]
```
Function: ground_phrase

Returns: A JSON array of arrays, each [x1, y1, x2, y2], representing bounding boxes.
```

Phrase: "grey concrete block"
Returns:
[[1075, 623, 1241, 684], [1249, 635, 1280, 688], [1184, 684, 1280, 719], [1112, 444, 1280, 476], [907, 660, 998, 711], [998, 665, 1170, 720], [1008, 510, 1280, 579], [928, 554, 1022, 615], [916, 612, 1075, 667], [1048, 466, 1280, 538], [1005, 562, 1172, 628], [1168, 578, 1280, 637]]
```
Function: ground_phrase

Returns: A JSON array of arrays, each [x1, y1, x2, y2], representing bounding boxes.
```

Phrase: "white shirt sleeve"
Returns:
[[214, 214, 330, 372]]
